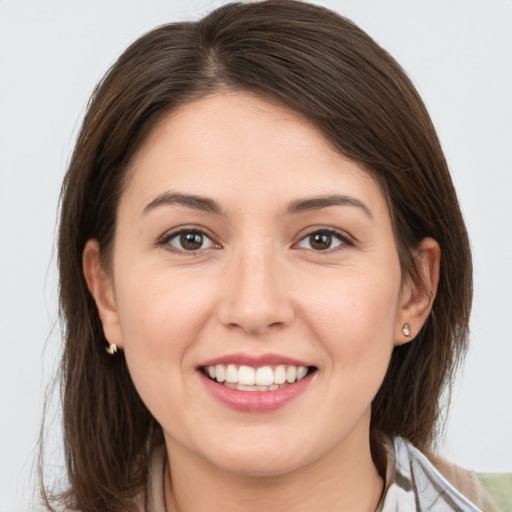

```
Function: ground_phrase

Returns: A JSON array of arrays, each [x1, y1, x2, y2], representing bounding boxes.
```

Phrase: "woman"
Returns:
[[42, 1, 491, 510]]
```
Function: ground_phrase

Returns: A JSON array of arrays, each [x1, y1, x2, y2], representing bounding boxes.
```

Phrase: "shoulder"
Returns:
[[425, 448, 498, 511], [379, 436, 496, 512]]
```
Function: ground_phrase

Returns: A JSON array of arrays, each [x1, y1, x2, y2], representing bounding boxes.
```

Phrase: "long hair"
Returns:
[[43, 1, 472, 510]]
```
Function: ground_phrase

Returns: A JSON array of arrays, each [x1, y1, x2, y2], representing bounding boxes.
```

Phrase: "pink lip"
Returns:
[[199, 370, 315, 413], [200, 352, 312, 368]]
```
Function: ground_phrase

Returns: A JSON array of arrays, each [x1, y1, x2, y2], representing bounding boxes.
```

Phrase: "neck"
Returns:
[[163, 426, 384, 512]]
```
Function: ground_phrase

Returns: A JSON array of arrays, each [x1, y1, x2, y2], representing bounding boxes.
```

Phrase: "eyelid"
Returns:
[[156, 225, 354, 253], [293, 227, 355, 252], [157, 226, 221, 253]]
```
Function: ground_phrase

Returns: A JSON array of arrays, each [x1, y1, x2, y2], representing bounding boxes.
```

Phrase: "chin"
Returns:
[[213, 452, 305, 478], [199, 436, 315, 478]]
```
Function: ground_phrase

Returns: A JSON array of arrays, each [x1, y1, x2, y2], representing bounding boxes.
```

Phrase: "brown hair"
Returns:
[[42, 1, 472, 510]]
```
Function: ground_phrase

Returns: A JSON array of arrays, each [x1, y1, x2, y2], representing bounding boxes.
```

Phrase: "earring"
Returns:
[[402, 323, 411, 337], [106, 343, 118, 355]]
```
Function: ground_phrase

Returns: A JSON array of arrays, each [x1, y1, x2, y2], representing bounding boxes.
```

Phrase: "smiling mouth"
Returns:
[[201, 364, 317, 392]]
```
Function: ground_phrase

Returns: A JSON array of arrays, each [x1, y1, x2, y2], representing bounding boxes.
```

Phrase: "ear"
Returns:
[[395, 237, 440, 346], [83, 239, 123, 348]]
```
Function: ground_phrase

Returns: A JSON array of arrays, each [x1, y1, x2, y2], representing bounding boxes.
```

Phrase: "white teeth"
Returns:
[[238, 365, 255, 385], [237, 384, 258, 392], [215, 364, 226, 382], [237, 384, 288, 392], [205, 363, 312, 389], [226, 364, 238, 383], [297, 366, 308, 381], [286, 366, 297, 383], [274, 365, 286, 384], [255, 366, 274, 386]]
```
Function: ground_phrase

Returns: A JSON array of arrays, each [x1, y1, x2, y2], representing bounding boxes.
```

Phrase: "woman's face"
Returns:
[[88, 92, 419, 477]]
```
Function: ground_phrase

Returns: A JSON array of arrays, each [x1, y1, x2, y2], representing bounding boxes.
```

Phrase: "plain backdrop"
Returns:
[[1, 1, 511, 510]]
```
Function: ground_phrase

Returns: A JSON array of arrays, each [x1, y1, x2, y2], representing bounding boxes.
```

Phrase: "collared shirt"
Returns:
[[377, 437, 483, 511]]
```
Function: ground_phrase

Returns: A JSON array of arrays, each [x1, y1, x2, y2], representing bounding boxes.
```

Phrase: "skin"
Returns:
[[84, 92, 439, 511]]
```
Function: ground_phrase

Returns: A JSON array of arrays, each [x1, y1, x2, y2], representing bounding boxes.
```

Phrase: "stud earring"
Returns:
[[106, 343, 118, 355], [402, 323, 411, 337]]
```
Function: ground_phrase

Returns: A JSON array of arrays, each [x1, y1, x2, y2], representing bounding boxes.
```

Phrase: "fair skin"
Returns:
[[84, 92, 439, 511]]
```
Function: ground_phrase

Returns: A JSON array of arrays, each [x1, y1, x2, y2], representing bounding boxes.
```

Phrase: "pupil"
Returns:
[[311, 232, 331, 250], [181, 231, 203, 250]]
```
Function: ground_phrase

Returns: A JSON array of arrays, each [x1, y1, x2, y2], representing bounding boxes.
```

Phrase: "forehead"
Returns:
[[122, 92, 388, 219]]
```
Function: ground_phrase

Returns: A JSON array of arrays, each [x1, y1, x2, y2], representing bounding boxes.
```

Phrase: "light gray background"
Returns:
[[1, 1, 511, 510]]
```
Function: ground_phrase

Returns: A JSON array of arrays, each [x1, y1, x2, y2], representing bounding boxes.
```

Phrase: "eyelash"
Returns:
[[158, 228, 219, 254], [295, 228, 354, 252], [157, 227, 354, 254]]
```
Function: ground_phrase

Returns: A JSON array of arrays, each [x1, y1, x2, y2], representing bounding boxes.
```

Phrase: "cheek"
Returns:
[[112, 263, 218, 421], [301, 264, 401, 370], [114, 261, 218, 347]]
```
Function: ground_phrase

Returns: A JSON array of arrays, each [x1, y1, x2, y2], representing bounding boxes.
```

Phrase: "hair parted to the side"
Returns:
[[41, 1, 472, 510]]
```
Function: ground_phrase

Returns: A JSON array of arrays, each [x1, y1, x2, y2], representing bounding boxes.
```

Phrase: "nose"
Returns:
[[216, 247, 295, 335]]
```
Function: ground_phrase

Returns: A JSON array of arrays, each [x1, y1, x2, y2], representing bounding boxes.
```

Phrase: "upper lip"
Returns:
[[199, 352, 314, 368]]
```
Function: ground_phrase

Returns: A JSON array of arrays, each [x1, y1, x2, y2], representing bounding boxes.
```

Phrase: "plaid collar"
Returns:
[[377, 436, 482, 511]]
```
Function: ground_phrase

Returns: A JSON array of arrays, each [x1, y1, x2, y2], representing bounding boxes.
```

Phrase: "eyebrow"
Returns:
[[286, 194, 373, 219], [142, 193, 224, 216], [142, 192, 372, 219]]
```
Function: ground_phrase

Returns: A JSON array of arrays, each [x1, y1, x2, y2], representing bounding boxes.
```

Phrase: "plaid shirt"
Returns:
[[377, 436, 483, 511]]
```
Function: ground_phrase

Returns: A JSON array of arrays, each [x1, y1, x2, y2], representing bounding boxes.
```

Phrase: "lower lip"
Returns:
[[199, 372, 314, 412]]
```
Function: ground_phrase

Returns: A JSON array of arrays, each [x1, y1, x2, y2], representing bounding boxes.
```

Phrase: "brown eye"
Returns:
[[297, 230, 347, 251], [309, 232, 333, 250], [180, 231, 204, 250], [166, 230, 216, 252]]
